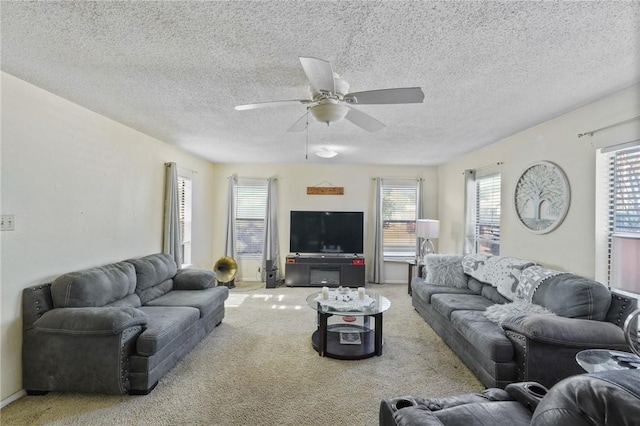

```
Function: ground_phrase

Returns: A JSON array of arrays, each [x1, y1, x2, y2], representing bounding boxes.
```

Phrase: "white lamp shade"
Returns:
[[611, 234, 640, 294], [416, 219, 440, 239]]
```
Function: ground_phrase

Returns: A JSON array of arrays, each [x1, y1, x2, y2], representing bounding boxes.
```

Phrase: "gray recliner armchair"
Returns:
[[380, 370, 640, 426]]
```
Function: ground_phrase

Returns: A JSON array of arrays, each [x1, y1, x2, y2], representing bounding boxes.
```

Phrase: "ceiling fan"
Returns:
[[234, 57, 425, 133]]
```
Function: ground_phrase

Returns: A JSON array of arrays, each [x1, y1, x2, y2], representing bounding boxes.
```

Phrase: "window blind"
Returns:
[[235, 183, 267, 256], [475, 173, 501, 255], [606, 146, 640, 293], [382, 182, 418, 256], [611, 147, 640, 234], [177, 176, 192, 264]]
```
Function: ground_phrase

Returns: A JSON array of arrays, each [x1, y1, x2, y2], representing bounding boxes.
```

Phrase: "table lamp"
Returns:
[[415, 219, 440, 260]]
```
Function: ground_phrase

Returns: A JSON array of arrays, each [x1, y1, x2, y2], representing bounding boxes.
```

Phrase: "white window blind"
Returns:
[[177, 176, 192, 265], [607, 146, 640, 292], [235, 182, 267, 257], [611, 147, 640, 234], [382, 181, 418, 257], [475, 173, 501, 255]]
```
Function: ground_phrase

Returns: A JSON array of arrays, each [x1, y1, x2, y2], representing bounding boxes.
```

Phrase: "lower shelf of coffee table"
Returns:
[[311, 324, 381, 360]]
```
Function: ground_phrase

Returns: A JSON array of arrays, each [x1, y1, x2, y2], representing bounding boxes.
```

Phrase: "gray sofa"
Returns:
[[411, 254, 637, 389], [22, 253, 229, 395], [380, 370, 640, 426]]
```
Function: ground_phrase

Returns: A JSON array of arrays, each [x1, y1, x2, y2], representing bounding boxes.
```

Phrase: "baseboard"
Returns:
[[1, 389, 26, 409]]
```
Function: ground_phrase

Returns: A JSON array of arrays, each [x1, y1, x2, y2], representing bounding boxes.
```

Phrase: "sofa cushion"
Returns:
[[127, 253, 177, 304], [144, 287, 229, 318], [423, 254, 469, 288], [136, 306, 200, 356], [451, 310, 514, 362], [532, 274, 611, 320], [431, 293, 494, 319], [174, 269, 216, 290], [412, 279, 475, 305], [51, 262, 137, 308], [480, 284, 511, 304], [466, 277, 485, 294]]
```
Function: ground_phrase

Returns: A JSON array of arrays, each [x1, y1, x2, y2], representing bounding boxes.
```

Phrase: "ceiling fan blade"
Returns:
[[287, 112, 309, 133], [345, 106, 386, 132], [343, 87, 425, 104], [235, 99, 313, 111], [299, 57, 335, 94]]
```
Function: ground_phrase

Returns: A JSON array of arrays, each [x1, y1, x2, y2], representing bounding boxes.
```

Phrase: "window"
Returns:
[[610, 147, 640, 234], [235, 181, 267, 257], [606, 145, 640, 293], [177, 175, 192, 265], [475, 173, 501, 255], [382, 180, 419, 258]]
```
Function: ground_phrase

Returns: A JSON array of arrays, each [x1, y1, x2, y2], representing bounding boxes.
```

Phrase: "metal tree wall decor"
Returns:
[[514, 161, 570, 234]]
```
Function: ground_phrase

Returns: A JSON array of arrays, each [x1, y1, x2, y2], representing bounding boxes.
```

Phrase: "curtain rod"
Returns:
[[177, 166, 198, 175], [472, 161, 503, 172], [371, 177, 424, 181], [578, 115, 640, 138]]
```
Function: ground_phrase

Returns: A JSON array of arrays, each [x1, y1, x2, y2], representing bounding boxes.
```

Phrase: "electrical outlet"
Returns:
[[1, 215, 15, 231]]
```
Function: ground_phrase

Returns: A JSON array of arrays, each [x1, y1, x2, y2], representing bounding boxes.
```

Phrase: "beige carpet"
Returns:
[[1, 283, 482, 425]]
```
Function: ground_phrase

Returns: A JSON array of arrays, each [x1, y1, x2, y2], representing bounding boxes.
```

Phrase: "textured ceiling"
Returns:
[[2, 1, 639, 165]]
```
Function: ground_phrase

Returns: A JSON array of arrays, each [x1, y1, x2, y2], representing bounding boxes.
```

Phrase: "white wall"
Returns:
[[0, 73, 217, 402], [438, 84, 640, 278], [209, 163, 438, 283]]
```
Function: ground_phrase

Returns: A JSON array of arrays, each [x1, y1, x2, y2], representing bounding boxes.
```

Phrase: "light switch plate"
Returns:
[[1, 215, 15, 231]]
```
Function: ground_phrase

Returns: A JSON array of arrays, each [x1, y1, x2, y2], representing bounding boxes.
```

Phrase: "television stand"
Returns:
[[284, 255, 365, 287]]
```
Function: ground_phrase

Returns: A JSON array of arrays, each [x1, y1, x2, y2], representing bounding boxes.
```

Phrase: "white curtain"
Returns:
[[163, 162, 183, 267], [225, 175, 237, 259], [369, 178, 384, 284], [463, 169, 477, 254], [261, 177, 280, 282]]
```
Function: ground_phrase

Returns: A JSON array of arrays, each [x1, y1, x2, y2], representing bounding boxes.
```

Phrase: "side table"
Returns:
[[406, 260, 424, 295]]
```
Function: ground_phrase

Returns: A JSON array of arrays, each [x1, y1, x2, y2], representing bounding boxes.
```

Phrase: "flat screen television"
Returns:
[[290, 211, 364, 255]]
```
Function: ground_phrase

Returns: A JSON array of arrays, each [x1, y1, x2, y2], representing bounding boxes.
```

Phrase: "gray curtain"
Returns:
[[415, 178, 424, 256], [163, 162, 183, 267], [225, 175, 237, 258], [463, 169, 477, 254], [369, 177, 384, 284], [261, 177, 280, 282]]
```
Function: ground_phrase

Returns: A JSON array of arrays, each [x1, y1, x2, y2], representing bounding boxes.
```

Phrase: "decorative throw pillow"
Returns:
[[482, 257, 536, 301], [484, 300, 556, 326], [462, 254, 490, 282], [423, 254, 468, 288]]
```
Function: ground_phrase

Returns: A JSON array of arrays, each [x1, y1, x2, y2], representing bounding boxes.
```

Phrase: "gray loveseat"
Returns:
[[22, 253, 229, 395], [411, 254, 637, 389]]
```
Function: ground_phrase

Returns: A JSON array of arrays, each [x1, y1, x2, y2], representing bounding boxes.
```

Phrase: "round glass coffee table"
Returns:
[[306, 289, 391, 360], [576, 349, 640, 373]]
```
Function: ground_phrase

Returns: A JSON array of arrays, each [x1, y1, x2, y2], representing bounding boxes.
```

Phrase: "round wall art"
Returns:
[[514, 161, 570, 234]]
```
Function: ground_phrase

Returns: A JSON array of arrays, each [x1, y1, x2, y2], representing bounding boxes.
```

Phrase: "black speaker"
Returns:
[[266, 260, 277, 288]]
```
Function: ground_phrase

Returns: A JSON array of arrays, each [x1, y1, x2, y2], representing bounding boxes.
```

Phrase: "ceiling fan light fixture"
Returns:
[[309, 101, 348, 125], [315, 149, 338, 159]]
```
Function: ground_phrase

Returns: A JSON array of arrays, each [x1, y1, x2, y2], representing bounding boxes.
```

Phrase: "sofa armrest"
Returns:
[[174, 268, 216, 290], [34, 307, 147, 335], [24, 307, 145, 394], [503, 315, 629, 388], [502, 314, 626, 347]]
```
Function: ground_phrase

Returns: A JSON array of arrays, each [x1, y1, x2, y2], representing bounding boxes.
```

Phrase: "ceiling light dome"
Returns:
[[315, 149, 338, 159], [310, 100, 348, 125]]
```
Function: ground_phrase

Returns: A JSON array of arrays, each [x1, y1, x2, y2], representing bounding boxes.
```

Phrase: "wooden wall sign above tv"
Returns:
[[307, 186, 344, 195]]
